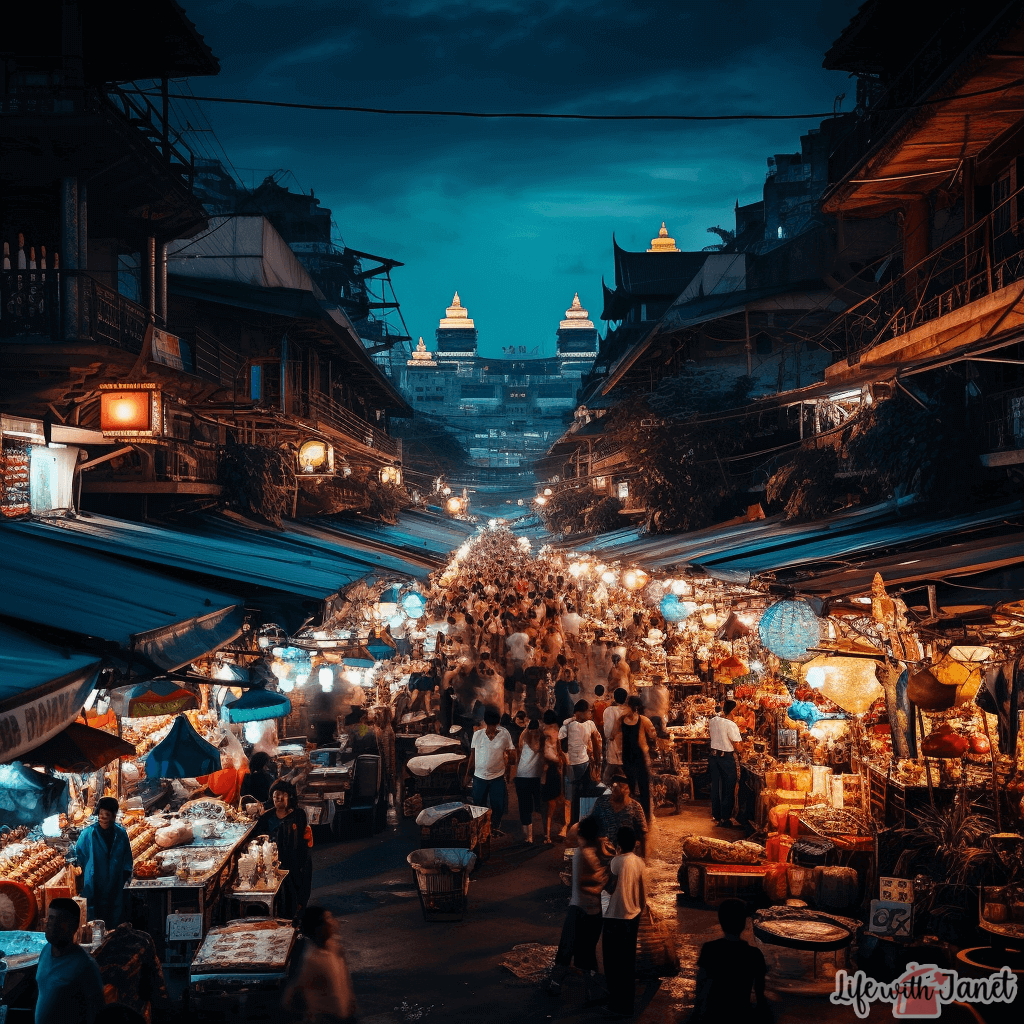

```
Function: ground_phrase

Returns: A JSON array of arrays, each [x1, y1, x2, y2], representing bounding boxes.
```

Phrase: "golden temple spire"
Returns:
[[440, 292, 474, 328], [560, 292, 594, 330], [648, 221, 680, 253], [408, 336, 437, 366]]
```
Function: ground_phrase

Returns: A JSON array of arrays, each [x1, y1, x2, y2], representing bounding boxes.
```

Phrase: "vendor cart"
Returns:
[[405, 753, 466, 808], [299, 760, 353, 835], [188, 918, 297, 1021], [127, 816, 255, 961], [416, 802, 491, 861]]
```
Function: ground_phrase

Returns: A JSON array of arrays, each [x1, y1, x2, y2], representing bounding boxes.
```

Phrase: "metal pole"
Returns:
[[145, 235, 156, 322], [60, 176, 79, 339], [157, 242, 168, 325]]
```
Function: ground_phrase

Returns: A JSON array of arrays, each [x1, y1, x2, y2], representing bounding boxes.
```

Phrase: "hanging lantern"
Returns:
[[670, 579, 691, 596], [757, 600, 821, 661], [401, 591, 427, 619], [660, 594, 696, 623], [802, 655, 882, 714], [225, 686, 292, 723], [622, 568, 648, 591], [716, 655, 749, 678]]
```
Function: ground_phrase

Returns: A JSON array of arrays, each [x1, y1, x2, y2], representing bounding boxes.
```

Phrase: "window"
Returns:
[[617, 481, 629, 500]]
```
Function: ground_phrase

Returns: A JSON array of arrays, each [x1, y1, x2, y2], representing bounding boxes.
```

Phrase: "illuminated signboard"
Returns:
[[99, 383, 162, 439]]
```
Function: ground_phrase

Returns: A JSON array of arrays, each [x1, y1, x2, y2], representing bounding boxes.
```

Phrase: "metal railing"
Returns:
[[304, 391, 401, 459], [983, 385, 1024, 453], [817, 189, 1024, 364], [86, 439, 219, 484], [0, 269, 148, 352]]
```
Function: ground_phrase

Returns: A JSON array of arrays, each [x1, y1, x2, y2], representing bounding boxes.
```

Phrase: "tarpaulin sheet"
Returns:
[[0, 526, 243, 671]]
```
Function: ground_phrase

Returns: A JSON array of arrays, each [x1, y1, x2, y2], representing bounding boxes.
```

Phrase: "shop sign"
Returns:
[[166, 913, 203, 942], [0, 669, 99, 762]]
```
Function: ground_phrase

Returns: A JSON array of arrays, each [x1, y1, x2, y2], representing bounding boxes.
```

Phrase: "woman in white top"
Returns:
[[514, 718, 545, 843]]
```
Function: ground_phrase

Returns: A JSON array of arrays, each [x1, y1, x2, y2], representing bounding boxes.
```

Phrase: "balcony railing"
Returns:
[[0, 269, 148, 352], [983, 386, 1024, 454], [303, 391, 401, 460], [85, 439, 219, 485], [819, 189, 1024, 364]]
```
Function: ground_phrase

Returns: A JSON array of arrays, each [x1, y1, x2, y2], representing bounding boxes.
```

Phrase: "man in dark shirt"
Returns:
[[691, 898, 768, 1022], [35, 898, 104, 1024], [93, 908, 171, 1023], [500, 710, 527, 747]]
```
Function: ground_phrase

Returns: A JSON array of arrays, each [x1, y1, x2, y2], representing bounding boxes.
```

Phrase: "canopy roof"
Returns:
[[567, 498, 1024, 604], [309, 510, 476, 562], [0, 526, 243, 672], [9, 513, 428, 601]]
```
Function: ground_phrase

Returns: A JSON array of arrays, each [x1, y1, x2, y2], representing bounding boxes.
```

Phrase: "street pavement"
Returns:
[[308, 797, 821, 1024]]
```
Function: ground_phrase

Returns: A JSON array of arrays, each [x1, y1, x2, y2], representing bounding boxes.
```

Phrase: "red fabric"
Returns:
[[195, 767, 247, 806], [304, 824, 313, 848]]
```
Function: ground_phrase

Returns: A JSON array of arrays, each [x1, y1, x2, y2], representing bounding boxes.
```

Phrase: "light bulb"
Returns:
[[320, 679, 333, 693], [295, 671, 309, 688], [671, 580, 689, 596], [280, 679, 294, 693], [601, 571, 616, 585], [318, 666, 333, 687], [807, 667, 826, 689], [244, 721, 264, 744]]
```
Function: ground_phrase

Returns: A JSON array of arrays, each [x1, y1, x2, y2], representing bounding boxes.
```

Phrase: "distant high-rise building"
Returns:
[[556, 292, 599, 377], [400, 292, 594, 483], [435, 292, 478, 368]]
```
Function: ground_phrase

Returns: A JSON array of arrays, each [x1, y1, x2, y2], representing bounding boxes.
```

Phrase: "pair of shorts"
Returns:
[[541, 763, 563, 801]]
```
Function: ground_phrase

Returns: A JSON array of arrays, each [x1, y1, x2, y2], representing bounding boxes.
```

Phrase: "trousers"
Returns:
[[602, 915, 641, 1015], [709, 753, 737, 822], [472, 774, 507, 827], [554, 905, 603, 972], [514, 776, 541, 826]]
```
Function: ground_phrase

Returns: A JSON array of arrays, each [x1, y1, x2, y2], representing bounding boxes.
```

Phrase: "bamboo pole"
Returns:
[[917, 706, 936, 808], [982, 711, 1001, 832]]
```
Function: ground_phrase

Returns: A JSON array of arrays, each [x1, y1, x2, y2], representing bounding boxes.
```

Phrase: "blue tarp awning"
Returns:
[[309, 510, 475, 562], [0, 527, 244, 672], [9, 512, 428, 600], [0, 624, 104, 763]]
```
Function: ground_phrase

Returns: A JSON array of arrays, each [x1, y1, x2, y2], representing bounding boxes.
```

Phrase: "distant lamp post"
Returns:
[[446, 496, 465, 514], [543, 487, 553, 496], [534, 495, 548, 506], [380, 465, 402, 486]]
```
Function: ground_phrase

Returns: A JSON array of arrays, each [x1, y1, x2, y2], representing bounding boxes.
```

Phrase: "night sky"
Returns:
[[181, 1, 861, 357]]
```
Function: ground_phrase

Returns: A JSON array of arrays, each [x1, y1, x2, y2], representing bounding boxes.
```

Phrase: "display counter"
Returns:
[[127, 816, 255, 959]]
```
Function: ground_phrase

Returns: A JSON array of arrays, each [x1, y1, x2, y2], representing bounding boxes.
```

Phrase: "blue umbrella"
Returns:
[[224, 686, 291, 724], [145, 716, 221, 779]]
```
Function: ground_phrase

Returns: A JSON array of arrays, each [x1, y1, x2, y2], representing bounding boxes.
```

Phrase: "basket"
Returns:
[[686, 863, 770, 904], [416, 802, 491, 861], [411, 761, 467, 808], [408, 848, 477, 921]]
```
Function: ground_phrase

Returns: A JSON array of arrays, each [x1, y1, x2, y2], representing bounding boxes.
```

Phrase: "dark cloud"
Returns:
[[180, 0, 861, 355]]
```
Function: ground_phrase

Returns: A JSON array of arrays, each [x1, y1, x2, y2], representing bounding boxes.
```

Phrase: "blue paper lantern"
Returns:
[[401, 591, 427, 619], [660, 594, 697, 623], [757, 599, 820, 661], [788, 700, 820, 726]]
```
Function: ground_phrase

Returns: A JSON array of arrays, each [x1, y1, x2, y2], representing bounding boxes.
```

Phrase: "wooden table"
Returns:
[[228, 870, 289, 918]]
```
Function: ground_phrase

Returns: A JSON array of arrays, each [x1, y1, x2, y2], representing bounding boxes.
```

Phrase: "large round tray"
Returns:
[[753, 911, 854, 952]]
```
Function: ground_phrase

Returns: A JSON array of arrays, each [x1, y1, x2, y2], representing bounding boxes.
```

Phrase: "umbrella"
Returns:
[[0, 763, 68, 826], [23, 723, 137, 773], [223, 686, 291, 724], [145, 716, 221, 779], [124, 679, 198, 718]]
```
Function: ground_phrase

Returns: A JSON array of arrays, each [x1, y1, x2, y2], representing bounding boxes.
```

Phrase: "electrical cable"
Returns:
[[123, 76, 1024, 121]]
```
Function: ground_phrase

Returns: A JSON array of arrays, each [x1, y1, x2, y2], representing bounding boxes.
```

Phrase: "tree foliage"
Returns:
[[218, 443, 294, 525]]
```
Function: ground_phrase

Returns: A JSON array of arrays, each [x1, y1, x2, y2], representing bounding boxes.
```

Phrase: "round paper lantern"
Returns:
[[757, 600, 821, 661], [788, 701, 820, 726], [401, 591, 427, 619], [660, 594, 696, 623]]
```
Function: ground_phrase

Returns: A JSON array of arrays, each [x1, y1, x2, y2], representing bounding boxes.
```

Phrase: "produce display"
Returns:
[[0, 841, 66, 890]]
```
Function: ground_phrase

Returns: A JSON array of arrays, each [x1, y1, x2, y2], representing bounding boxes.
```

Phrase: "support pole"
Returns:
[[917, 706, 935, 809], [60, 176, 79, 338], [145, 235, 156, 323], [157, 242, 168, 325]]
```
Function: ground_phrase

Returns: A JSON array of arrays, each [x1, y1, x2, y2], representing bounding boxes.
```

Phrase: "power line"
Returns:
[[126, 76, 1024, 121]]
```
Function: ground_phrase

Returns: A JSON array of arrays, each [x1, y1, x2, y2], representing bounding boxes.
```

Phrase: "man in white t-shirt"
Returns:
[[602, 825, 646, 1017], [708, 699, 746, 828], [602, 687, 628, 784], [559, 700, 601, 827], [465, 706, 516, 835]]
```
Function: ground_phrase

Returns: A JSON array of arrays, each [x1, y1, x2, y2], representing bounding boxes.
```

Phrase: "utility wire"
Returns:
[[125, 76, 1024, 121]]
